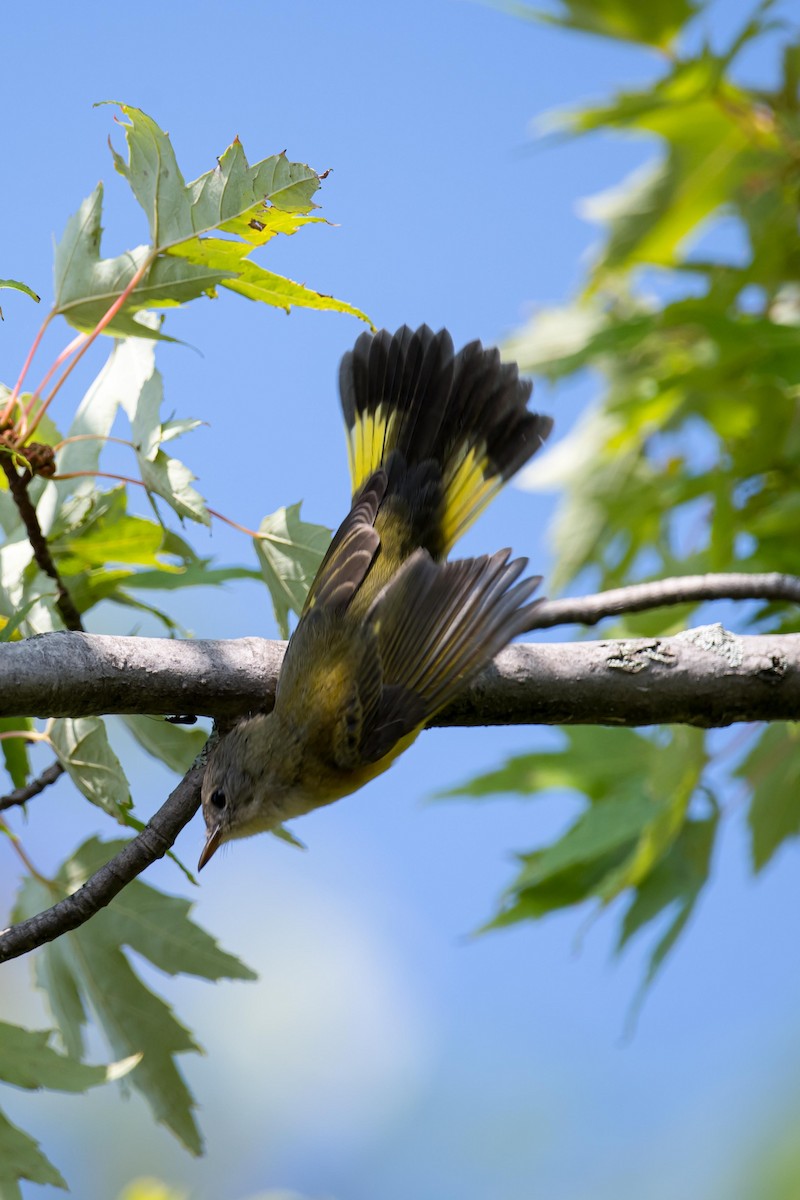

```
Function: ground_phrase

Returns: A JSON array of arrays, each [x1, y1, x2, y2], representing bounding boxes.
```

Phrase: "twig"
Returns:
[[0, 764, 204, 963], [527, 572, 800, 630], [0, 761, 65, 812], [0, 816, 49, 884], [0, 457, 84, 632]]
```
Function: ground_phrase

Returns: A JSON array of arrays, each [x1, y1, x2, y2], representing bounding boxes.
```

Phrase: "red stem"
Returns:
[[24, 255, 153, 442], [1, 311, 55, 425], [52, 469, 263, 538]]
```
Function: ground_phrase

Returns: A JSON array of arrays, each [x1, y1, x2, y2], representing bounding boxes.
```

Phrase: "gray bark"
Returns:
[[1, 625, 798, 728]]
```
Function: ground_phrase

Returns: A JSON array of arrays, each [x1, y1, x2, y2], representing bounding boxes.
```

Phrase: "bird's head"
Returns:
[[198, 714, 291, 869]]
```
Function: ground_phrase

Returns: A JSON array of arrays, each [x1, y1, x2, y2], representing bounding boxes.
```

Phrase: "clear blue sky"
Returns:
[[2, 3, 799, 1199]]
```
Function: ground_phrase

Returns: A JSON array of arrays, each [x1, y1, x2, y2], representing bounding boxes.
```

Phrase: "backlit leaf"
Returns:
[[48, 716, 132, 819], [254, 502, 331, 638]]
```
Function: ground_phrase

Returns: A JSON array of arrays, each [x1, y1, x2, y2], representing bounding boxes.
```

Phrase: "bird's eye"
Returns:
[[210, 789, 227, 811]]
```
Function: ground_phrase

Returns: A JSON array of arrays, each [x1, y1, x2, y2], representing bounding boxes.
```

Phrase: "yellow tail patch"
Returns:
[[441, 444, 500, 554], [347, 405, 399, 494]]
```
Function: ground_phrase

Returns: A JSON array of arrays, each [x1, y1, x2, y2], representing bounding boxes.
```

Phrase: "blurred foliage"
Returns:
[[0, 105, 353, 1194], [444, 0, 800, 981]]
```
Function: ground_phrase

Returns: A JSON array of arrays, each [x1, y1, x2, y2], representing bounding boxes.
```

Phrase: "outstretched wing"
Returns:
[[303, 470, 387, 615], [340, 549, 542, 767]]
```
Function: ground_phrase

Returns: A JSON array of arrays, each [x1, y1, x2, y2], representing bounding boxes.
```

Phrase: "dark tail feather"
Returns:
[[339, 325, 552, 559]]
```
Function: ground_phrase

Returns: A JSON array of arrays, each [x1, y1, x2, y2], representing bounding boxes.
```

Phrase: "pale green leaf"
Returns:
[[139, 449, 209, 525], [112, 339, 210, 526], [53, 186, 198, 339], [0, 1020, 135, 1092], [254, 502, 331, 638], [14, 841, 255, 1154], [101, 103, 371, 326], [0, 1106, 66, 1195], [48, 716, 132, 819], [0, 278, 40, 303], [122, 715, 208, 775]]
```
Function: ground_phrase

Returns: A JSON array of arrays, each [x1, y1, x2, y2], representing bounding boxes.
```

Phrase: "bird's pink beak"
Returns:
[[198, 824, 223, 871]]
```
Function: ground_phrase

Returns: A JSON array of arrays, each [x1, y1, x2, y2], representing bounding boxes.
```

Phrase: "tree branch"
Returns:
[[527, 572, 800, 630], [1, 626, 798, 725], [1, 568, 798, 966], [0, 761, 64, 812], [0, 457, 84, 632], [0, 764, 203, 964]]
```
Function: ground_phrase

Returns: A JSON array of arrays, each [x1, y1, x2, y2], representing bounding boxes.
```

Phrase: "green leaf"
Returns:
[[454, 728, 707, 954], [0, 717, 32, 788], [0, 278, 40, 313], [53, 185, 193, 340], [739, 724, 800, 871], [617, 813, 717, 996], [253, 502, 330, 638], [0, 1106, 66, 1195], [14, 839, 256, 1155], [52, 103, 371, 331], [121, 715, 208, 775], [48, 716, 132, 819], [0, 1020, 135, 1092], [512, 0, 702, 49], [54, 339, 151, 528], [172, 237, 373, 323], [111, 336, 210, 526], [0, 1021, 136, 1197]]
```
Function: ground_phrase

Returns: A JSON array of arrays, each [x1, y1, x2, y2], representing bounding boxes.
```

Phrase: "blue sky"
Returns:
[[2, 2, 799, 1198]]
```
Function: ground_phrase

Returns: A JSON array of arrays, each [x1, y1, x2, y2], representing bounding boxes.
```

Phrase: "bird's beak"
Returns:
[[198, 824, 223, 871]]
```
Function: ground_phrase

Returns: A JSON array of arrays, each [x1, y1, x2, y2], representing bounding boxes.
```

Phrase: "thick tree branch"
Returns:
[[0, 765, 203, 964], [0, 761, 64, 812], [527, 572, 800, 630], [1, 570, 798, 965], [1, 626, 798, 726]]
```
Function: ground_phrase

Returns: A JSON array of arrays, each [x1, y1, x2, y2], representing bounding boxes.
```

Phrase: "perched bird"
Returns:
[[198, 325, 552, 869]]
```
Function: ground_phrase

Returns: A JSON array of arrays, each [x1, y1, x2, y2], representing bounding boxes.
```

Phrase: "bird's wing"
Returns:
[[353, 548, 542, 765], [303, 469, 387, 614]]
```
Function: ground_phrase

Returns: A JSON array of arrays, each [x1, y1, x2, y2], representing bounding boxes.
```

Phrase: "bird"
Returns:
[[198, 324, 553, 869]]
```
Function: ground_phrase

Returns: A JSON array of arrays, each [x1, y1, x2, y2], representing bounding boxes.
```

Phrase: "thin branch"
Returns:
[[0, 457, 84, 632], [0, 816, 49, 884], [0, 764, 204, 963], [0, 762, 65, 812], [527, 572, 800, 630]]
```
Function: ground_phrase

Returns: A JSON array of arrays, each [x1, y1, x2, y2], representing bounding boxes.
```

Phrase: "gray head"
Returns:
[[198, 714, 285, 869]]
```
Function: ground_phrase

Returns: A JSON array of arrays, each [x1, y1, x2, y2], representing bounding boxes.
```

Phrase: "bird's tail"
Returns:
[[339, 325, 553, 560]]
